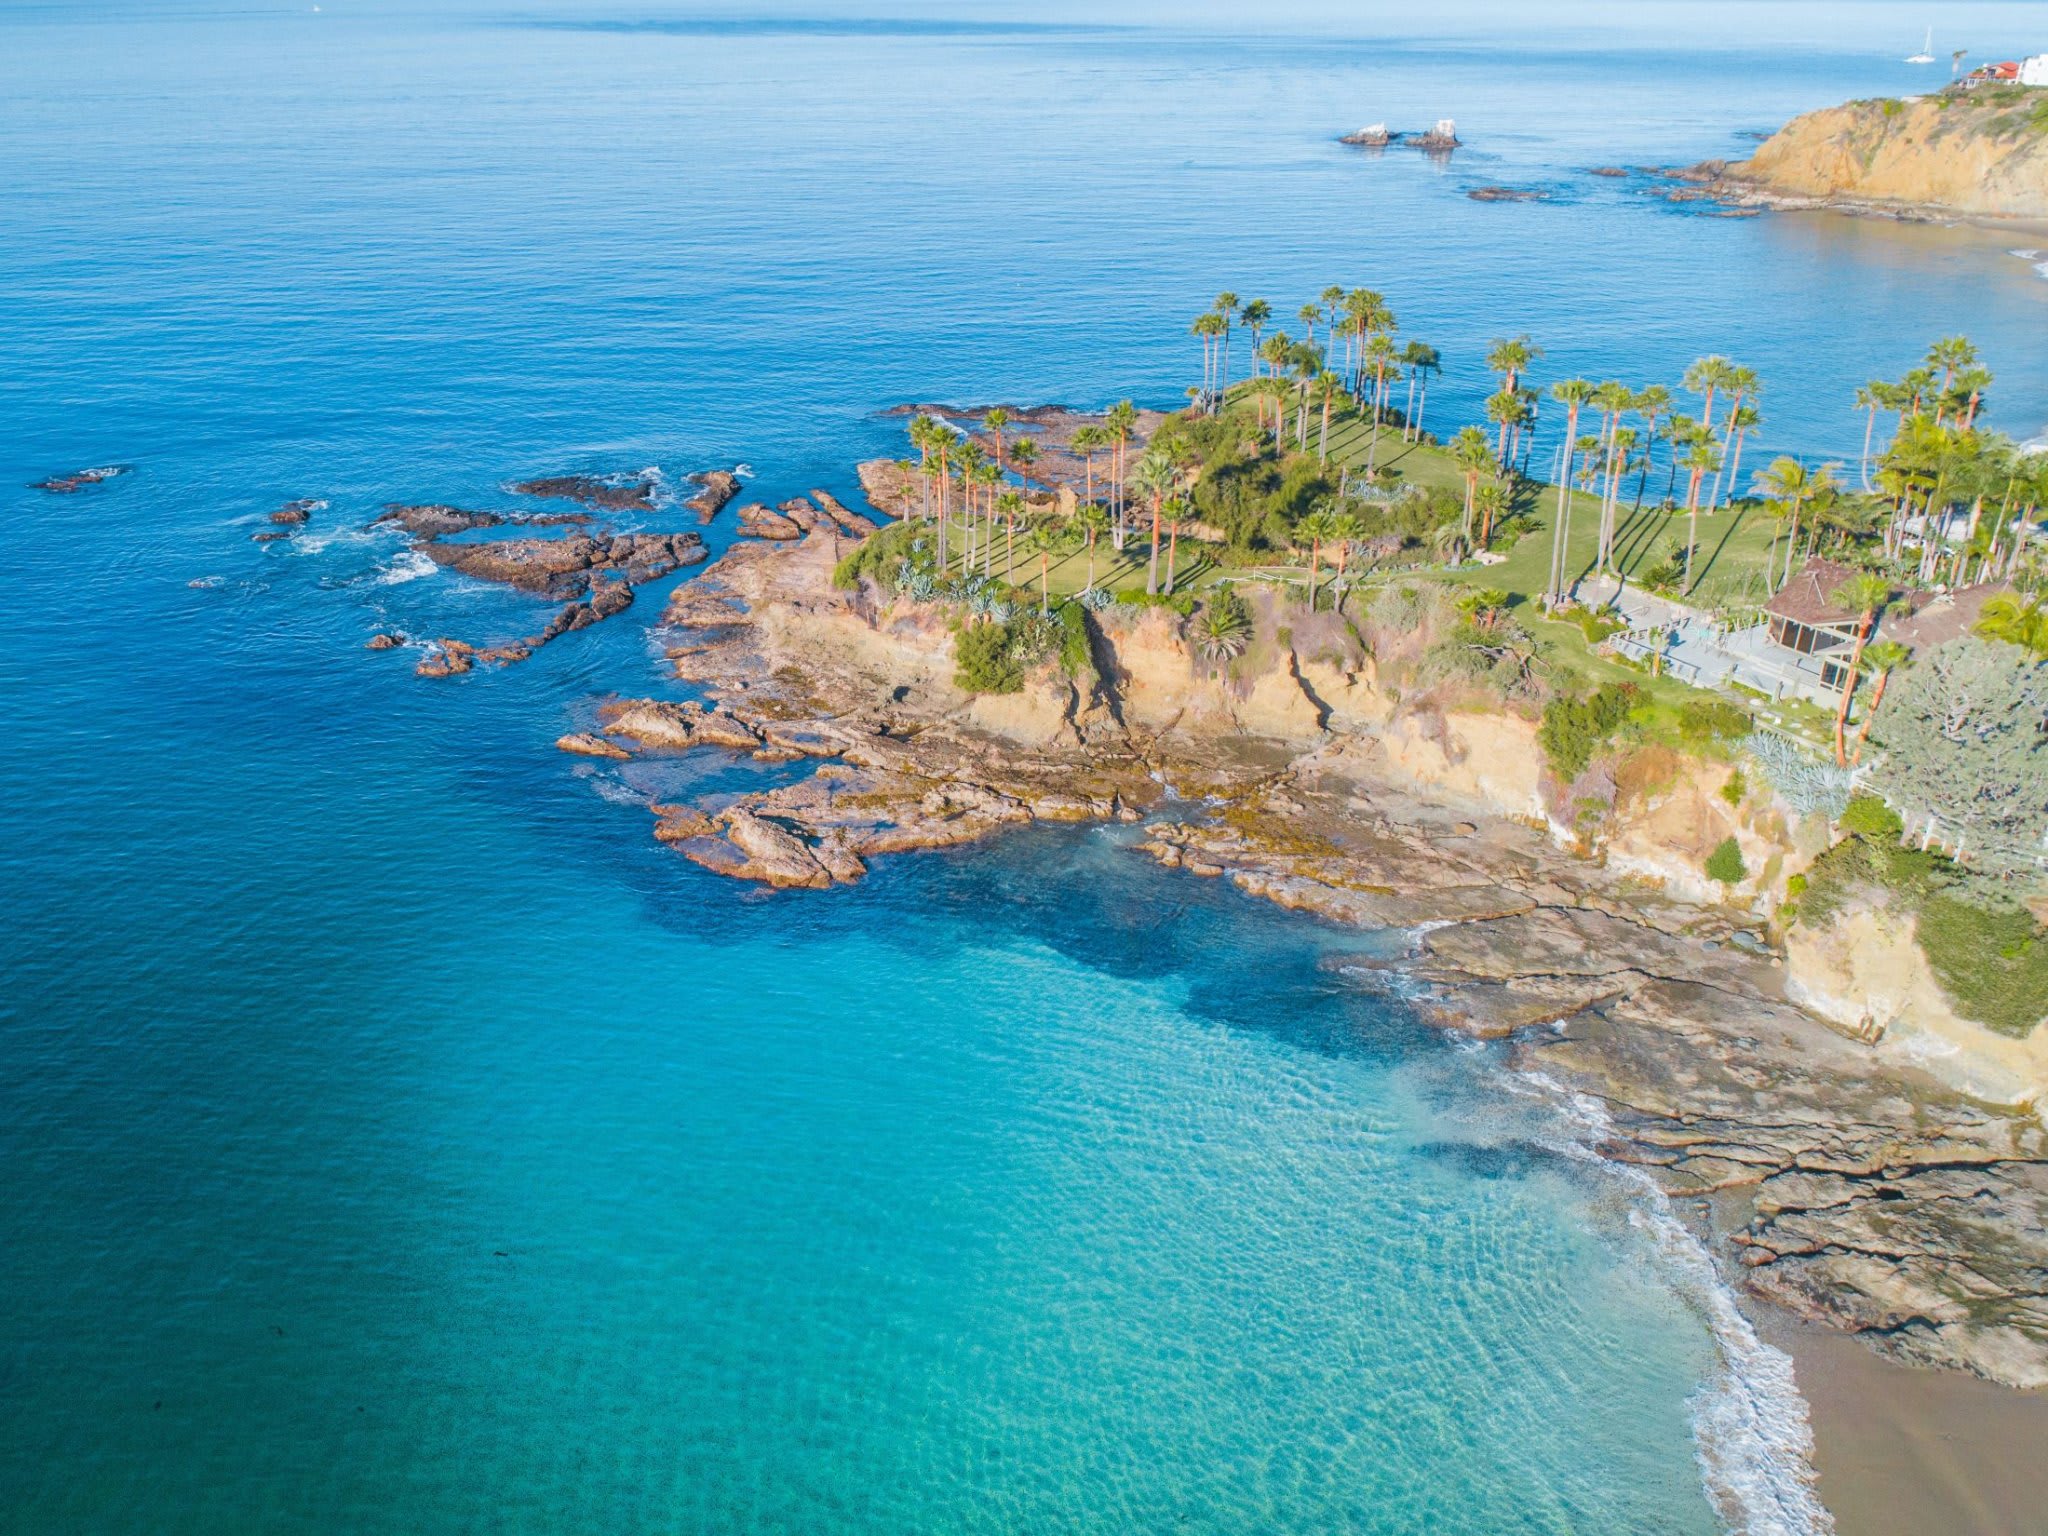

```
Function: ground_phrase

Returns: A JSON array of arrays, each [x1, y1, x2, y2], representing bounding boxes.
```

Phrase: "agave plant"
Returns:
[[1195, 590, 1254, 662], [1077, 585, 1115, 613]]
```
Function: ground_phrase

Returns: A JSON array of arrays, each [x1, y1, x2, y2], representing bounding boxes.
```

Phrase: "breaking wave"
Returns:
[[1504, 1067, 1835, 1536], [370, 549, 438, 586]]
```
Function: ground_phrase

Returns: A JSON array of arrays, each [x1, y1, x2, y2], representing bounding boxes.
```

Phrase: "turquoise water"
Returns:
[[5, 2, 2041, 1530]]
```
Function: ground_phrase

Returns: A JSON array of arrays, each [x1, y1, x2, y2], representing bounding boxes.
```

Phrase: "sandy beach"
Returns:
[[1769, 1316, 2048, 1536]]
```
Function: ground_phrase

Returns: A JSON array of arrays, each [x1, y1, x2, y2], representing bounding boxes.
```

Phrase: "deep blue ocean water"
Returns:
[[5, 3, 2044, 1531]]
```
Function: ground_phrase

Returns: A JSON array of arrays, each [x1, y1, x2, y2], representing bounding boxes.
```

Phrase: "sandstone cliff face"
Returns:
[[1726, 94, 2048, 219], [1787, 899, 2048, 1109]]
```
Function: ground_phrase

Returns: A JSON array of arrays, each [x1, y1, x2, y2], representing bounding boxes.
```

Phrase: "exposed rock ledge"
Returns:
[[548, 462, 2048, 1388]]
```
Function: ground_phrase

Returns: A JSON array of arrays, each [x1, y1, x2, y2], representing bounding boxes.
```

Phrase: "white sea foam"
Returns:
[[2010, 247, 2048, 281], [587, 774, 644, 806], [1504, 1067, 1835, 1536], [370, 549, 438, 586], [734, 462, 755, 478]]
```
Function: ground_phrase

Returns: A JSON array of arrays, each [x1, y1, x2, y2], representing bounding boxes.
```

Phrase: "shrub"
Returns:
[[1677, 697, 1752, 750], [1194, 589, 1253, 662], [1113, 586, 1196, 617], [1705, 837, 1748, 886], [1539, 681, 1641, 782], [832, 518, 924, 590], [953, 620, 1024, 694], [1055, 602, 1093, 676], [1720, 769, 1746, 806], [1837, 793, 1902, 840]]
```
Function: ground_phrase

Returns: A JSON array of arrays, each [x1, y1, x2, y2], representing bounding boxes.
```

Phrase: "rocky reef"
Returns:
[[368, 499, 706, 675]]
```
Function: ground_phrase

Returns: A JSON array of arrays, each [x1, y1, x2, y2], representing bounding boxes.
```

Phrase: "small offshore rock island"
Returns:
[[352, 292, 2048, 1408], [1690, 65, 2048, 221]]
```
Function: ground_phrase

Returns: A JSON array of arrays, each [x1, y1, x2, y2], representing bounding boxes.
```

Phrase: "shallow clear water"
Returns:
[[3, 3, 2035, 1531]]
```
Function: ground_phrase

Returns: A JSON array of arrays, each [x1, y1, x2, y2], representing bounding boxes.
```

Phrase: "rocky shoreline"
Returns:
[[364, 459, 2047, 1390]]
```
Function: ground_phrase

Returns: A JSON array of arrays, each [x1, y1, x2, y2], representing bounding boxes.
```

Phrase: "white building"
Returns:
[[2021, 54, 2048, 87]]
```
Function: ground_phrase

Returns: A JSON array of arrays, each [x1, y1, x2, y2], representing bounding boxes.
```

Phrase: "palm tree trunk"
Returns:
[[1851, 668, 1892, 763], [1684, 470, 1703, 592], [1146, 492, 1162, 595], [1832, 616, 1873, 765], [1165, 522, 1180, 596]]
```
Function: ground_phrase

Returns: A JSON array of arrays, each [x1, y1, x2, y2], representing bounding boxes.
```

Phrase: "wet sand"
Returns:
[[1767, 1317, 2048, 1536]]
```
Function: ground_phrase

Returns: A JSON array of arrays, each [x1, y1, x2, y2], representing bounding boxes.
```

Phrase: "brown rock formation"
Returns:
[[512, 475, 654, 511], [557, 732, 631, 759], [686, 470, 741, 522]]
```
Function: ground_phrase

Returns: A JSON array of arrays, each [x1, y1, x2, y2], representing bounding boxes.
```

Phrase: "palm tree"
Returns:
[[1362, 334, 1399, 478], [1547, 378, 1596, 603], [984, 407, 1011, 473], [1484, 390, 1523, 472], [1927, 334, 1978, 400], [1473, 478, 1508, 550], [973, 460, 1001, 578], [1076, 502, 1111, 593], [1213, 292, 1240, 395], [1162, 492, 1192, 596], [1679, 436, 1722, 595], [1853, 381, 1888, 493], [1105, 399, 1138, 549], [1750, 457, 1840, 591], [1327, 512, 1365, 605], [1450, 426, 1492, 546], [1588, 380, 1633, 574], [1008, 436, 1039, 483], [1239, 299, 1271, 379], [1682, 355, 1736, 457], [1071, 424, 1105, 506], [1295, 507, 1338, 609], [1719, 401, 1761, 516], [1829, 572, 1892, 765], [1313, 371, 1348, 464], [953, 439, 987, 572], [1297, 301, 1323, 358], [1400, 342, 1439, 441], [1977, 591, 2048, 657], [1128, 447, 1179, 596], [1631, 384, 1673, 508], [1192, 311, 1228, 411], [1706, 364, 1758, 511], [1485, 335, 1540, 460], [1850, 640, 1910, 763], [997, 490, 1025, 584]]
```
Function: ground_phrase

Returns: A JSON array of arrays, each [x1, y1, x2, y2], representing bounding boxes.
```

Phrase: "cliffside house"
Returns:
[[1961, 59, 2023, 88], [1763, 559, 1865, 686], [2023, 54, 2048, 87]]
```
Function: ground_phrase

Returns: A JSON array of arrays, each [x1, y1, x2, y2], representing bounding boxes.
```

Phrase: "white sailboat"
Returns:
[[1905, 28, 1935, 64]]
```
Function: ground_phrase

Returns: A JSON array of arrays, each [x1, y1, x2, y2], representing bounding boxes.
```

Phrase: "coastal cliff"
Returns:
[[1709, 91, 2048, 220], [596, 485, 2048, 1387]]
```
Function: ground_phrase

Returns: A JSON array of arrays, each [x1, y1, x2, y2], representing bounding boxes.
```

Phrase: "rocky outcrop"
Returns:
[[1700, 93, 2048, 221], [419, 530, 705, 598], [512, 474, 654, 511], [686, 471, 741, 522], [269, 498, 320, 525], [415, 640, 475, 678], [737, 503, 804, 540], [365, 632, 406, 650], [556, 732, 631, 759], [32, 465, 128, 494]]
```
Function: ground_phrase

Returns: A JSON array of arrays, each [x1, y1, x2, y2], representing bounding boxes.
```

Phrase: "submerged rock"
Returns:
[[512, 474, 655, 511], [557, 732, 631, 759]]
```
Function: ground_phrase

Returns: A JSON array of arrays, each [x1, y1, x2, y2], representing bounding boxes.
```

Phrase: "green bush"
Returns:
[[1114, 587, 1196, 617], [1918, 894, 2048, 1037], [1836, 793, 1903, 841], [1720, 769, 1747, 806], [1054, 602, 1093, 676], [1705, 837, 1748, 886], [1677, 697, 1752, 750], [1539, 682, 1640, 782], [953, 620, 1024, 694], [832, 518, 923, 590]]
